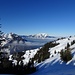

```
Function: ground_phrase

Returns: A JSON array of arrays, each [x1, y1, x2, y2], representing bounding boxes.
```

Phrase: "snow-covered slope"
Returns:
[[22, 48, 39, 65], [30, 36, 75, 75], [8, 35, 75, 75]]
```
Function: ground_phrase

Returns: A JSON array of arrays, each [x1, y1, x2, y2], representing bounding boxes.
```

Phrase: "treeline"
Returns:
[[0, 51, 36, 74], [32, 41, 59, 63]]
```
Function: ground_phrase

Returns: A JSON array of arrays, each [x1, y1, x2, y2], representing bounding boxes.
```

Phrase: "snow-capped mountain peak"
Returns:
[[28, 33, 56, 39], [3, 33, 13, 39], [34, 33, 49, 38]]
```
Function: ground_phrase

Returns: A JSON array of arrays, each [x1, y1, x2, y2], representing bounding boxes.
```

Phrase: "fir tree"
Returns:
[[60, 48, 72, 62]]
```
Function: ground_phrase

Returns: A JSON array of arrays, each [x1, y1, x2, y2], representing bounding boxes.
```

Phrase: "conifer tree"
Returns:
[[60, 48, 72, 62], [0, 23, 3, 47]]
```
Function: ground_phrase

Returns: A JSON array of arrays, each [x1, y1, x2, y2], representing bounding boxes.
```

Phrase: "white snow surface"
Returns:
[[9, 48, 41, 65], [30, 36, 75, 75], [22, 48, 39, 65]]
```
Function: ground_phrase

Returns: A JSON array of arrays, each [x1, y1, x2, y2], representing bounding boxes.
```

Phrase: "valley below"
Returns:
[[7, 38, 56, 53]]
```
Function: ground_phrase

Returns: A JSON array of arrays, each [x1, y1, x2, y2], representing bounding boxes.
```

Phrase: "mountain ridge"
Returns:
[[21, 33, 56, 39]]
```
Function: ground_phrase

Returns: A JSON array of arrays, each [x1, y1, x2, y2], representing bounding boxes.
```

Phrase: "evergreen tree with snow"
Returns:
[[60, 48, 72, 62]]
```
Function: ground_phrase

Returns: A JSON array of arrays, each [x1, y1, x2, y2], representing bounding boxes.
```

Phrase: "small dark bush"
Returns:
[[60, 49, 72, 62], [71, 40, 75, 45]]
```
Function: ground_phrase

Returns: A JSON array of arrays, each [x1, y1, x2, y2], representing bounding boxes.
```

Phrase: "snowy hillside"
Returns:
[[2, 33, 75, 74], [28, 36, 75, 75]]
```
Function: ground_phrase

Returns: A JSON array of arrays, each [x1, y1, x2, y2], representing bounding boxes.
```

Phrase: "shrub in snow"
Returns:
[[69, 36, 72, 38], [67, 43, 70, 48], [68, 38, 70, 40], [60, 48, 72, 62], [54, 50, 56, 54], [65, 43, 70, 49], [57, 38, 60, 40], [52, 55, 54, 57], [71, 40, 75, 45], [61, 37, 65, 39]]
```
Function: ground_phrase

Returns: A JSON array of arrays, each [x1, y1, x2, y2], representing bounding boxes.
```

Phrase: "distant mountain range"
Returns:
[[3, 33, 27, 44], [2, 33, 56, 53], [3, 33, 56, 39], [21, 33, 56, 39], [2, 33, 57, 46]]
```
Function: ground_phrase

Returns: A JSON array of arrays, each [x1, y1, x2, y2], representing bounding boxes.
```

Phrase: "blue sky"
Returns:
[[0, 0, 75, 36]]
